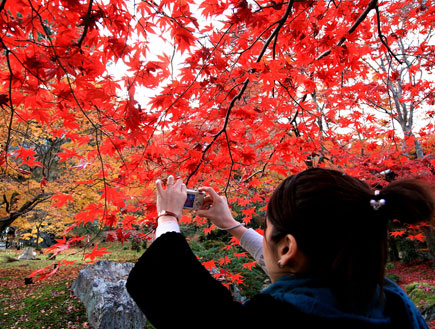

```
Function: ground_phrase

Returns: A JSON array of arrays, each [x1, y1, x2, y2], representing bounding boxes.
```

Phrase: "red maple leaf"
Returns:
[[15, 147, 37, 159], [116, 228, 130, 244], [40, 176, 48, 189], [203, 225, 215, 235], [218, 256, 231, 266], [229, 272, 244, 285], [234, 252, 247, 259], [51, 193, 74, 208], [106, 233, 115, 242], [28, 262, 61, 281], [104, 214, 117, 228], [390, 230, 406, 238], [242, 261, 257, 270], [84, 243, 110, 263], [407, 233, 425, 242], [202, 259, 216, 271], [55, 149, 82, 162]]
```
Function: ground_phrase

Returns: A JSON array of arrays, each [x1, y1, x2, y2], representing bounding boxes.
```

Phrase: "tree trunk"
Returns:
[[422, 225, 435, 265], [35, 226, 40, 249], [388, 238, 400, 262], [414, 138, 424, 159], [0, 193, 52, 234]]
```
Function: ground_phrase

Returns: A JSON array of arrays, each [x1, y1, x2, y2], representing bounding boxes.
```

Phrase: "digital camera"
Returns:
[[183, 189, 205, 210]]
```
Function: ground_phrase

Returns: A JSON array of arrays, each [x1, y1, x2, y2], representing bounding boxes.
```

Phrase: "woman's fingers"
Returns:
[[166, 175, 174, 188], [199, 186, 220, 200], [156, 179, 164, 195], [174, 178, 184, 191], [157, 176, 182, 193], [196, 208, 209, 217], [201, 196, 213, 208]]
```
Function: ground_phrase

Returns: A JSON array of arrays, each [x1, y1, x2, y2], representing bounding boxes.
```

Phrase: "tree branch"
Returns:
[[185, 78, 250, 185], [0, 38, 15, 166], [223, 130, 234, 195], [185, 0, 296, 184], [0, 193, 53, 233], [76, 0, 94, 48], [375, 5, 402, 64], [0, 0, 6, 13], [317, 0, 378, 61]]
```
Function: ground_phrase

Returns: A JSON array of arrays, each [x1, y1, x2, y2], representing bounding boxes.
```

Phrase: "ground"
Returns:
[[0, 246, 433, 329]]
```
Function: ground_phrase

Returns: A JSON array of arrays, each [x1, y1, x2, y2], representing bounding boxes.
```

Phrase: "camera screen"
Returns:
[[184, 193, 195, 208]]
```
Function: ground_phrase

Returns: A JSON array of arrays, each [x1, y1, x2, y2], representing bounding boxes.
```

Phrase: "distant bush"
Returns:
[[184, 224, 268, 299]]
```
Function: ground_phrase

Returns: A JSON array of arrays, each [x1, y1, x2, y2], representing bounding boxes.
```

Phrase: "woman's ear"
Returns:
[[278, 234, 298, 267]]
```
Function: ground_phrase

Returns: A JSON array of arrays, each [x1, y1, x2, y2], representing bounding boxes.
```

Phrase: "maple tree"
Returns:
[[0, 0, 434, 281]]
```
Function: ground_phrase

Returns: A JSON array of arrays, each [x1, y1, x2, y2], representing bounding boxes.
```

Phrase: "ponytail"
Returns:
[[377, 179, 434, 225]]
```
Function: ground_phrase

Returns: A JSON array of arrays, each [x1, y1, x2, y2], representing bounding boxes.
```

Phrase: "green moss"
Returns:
[[405, 282, 435, 309], [0, 281, 88, 328]]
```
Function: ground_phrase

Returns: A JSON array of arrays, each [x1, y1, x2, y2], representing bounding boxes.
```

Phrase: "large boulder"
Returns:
[[71, 260, 146, 329], [17, 247, 36, 260]]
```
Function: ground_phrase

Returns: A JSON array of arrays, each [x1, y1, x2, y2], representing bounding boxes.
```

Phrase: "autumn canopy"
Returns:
[[0, 0, 434, 279]]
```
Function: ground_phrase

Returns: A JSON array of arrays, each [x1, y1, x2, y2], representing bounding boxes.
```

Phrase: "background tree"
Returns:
[[0, 0, 433, 280]]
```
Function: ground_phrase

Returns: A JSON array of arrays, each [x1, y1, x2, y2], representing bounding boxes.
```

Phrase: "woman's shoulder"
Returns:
[[243, 293, 393, 329], [242, 294, 317, 328]]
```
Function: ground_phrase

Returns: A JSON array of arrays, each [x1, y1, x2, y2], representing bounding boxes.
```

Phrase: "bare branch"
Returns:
[[223, 130, 234, 195], [0, 0, 6, 13], [76, 0, 94, 48], [375, 5, 402, 64], [185, 78, 250, 185]]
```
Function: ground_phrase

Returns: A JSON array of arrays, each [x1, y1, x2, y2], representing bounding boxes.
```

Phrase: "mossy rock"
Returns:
[[405, 282, 435, 322]]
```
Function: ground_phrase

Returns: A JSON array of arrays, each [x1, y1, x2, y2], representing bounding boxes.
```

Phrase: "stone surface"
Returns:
[[71, 260, 146, 329], [17, 247, 36, 260], [422, 305, 434, 322]]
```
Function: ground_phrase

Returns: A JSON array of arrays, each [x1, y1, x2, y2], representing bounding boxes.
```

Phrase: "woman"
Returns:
[[126, 168, 433, 329]]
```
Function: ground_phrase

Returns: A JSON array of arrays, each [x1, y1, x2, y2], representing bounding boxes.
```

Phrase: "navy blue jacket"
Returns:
[[126, 232, 428, 329]]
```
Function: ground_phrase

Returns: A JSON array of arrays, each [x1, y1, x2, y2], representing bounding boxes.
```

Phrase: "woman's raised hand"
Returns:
[[196, 187, 239, 229], [156, 175, 187, 220]]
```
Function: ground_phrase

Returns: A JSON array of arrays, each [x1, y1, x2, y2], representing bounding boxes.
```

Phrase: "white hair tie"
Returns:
[[370, 190, 386, 211]]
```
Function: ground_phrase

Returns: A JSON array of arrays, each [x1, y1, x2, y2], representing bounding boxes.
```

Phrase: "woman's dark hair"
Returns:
[[266, 168, 434, 309]]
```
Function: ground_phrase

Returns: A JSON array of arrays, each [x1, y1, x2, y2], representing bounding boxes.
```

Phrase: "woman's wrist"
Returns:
[[158, 215, 179, 224], [226, 225, 248, 240], [217, 217, 238, 229]]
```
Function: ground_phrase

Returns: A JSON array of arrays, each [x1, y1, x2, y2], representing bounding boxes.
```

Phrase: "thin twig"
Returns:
[[375, 5, 402, 64], [223, 130, 234, 195], [185, 77, 250, 185]]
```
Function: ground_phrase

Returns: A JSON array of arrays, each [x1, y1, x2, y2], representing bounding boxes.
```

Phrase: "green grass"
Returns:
[[405, 282, 435, 310], [0, 242, 147, 328], [0, 241, 143, 269]]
